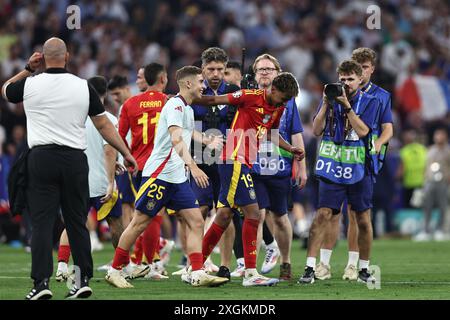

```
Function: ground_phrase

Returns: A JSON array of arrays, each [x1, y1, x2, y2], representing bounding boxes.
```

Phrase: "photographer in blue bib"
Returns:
[[298, 60, 380, 284], [316, 48, 394, 281]]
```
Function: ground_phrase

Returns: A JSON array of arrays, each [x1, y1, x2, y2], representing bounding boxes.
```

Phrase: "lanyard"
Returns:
[[362, 82, 372, 94], [337, 91, 362, 115], [354, 91, 363, 114]]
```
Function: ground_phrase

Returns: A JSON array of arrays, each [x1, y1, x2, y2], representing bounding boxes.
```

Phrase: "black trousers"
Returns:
[[27, 145, 92, 284]]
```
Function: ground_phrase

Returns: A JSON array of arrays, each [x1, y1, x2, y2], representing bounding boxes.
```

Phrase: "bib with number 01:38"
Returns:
[[315, 135, 366, 185]]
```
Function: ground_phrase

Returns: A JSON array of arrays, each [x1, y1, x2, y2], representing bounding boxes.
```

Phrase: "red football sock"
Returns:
[[143, 215, 163, 263], [58, 244, 71, 263], [202, 222, 225, 262], [131, 235, 143, 264], [112, 247, 130, 270], [242, 218, 259, 269], [189, 252, 203, 271]]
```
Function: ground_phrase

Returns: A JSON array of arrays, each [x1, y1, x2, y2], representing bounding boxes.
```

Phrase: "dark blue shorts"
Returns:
[[135, 177, 199, 217], [116, 172, 136, 204], [89, 192, 122, 221], [318, 175, 373, 213], [217, 162, 258, 209], [252, 175, 291, 215], [291, 184, 302, 204], [190, 164, 221, 209], [131, 171, 143, 193]]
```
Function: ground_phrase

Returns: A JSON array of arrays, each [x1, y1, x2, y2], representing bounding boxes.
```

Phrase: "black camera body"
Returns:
[[241, 72, 258, 89], [324, 83, 343, 100]]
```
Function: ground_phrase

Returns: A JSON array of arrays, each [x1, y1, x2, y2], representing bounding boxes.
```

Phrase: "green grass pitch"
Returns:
[[1, 239, 449, 300]]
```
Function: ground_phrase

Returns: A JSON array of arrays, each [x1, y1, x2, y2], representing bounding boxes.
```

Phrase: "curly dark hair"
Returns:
[[201, 47, 228, 66], [351, 47, 377, 65], [272, 72, 299, 98], [336, 59, 363, 76]]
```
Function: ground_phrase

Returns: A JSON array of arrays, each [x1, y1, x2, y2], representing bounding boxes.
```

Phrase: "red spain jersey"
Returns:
[[222, 89, 284, 168], [118, 90, 167, 170]]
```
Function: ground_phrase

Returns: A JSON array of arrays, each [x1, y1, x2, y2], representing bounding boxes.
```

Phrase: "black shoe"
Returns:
[[66, 285, 93, 299], [357, 268, 376, 284], [297, 266, 315, 284], [216, 266, 231, 280], [66, 276, 93, 299], [25, 279, 53, 300]]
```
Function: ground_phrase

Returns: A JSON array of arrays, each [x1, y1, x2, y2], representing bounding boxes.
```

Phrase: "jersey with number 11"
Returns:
[[119, 90, 167, 170]]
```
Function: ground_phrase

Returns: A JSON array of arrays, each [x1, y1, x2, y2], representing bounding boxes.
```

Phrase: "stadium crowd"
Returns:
[[1, 0, 449, 256]]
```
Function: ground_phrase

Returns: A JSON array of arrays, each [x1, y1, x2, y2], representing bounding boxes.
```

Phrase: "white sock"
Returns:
[[245, 268, 257, 278], [306, 257, 316, 269], [359, 259, 369, 270], [347, 251, 359, 267], [296, 219, 307, 234], [320, 249, 333, 266], [57, 261, 68, 273], [236, 258, 244, 266], [89, 230, 99, 241], [122, 263, 132, 273]]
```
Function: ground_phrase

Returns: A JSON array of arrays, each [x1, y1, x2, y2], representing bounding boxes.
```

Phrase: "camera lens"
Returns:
[[325, 83, 343, 100]]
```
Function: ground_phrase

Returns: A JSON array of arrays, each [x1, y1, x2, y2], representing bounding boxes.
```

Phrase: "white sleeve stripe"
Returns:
[[1, 82, 11, 101], [91, 111, 107, 117]]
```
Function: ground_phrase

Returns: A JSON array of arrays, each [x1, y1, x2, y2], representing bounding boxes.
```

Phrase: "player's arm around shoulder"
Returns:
[[192, 93, 231, 107]]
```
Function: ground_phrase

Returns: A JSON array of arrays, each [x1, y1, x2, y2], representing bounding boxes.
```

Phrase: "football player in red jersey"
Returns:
[[136, 67, 149, 92], [118, 63, 169, 279], [194, 72, 304, 286]]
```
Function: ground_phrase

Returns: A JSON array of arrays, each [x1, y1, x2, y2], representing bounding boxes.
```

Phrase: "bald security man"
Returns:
[[2, 37, 138, 300]]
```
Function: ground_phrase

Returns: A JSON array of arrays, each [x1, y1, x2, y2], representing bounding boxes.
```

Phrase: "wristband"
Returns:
[[25, 63, 35, 73]]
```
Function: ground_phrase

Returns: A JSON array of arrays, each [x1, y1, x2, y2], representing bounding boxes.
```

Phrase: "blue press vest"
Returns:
[[315, 92, 379, 185]]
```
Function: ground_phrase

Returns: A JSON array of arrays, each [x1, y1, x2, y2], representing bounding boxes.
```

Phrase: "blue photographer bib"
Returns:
[[252, 98, 303, 177], [315, 92, 379, 185]]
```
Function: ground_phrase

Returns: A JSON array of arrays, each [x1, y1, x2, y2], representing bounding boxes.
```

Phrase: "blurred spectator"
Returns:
[[398, 128, 427, 209], [381, 31, 416, 80], [0, 0, 449, 239], [372, 154, 396, 237], [414, 127, 450, 241]]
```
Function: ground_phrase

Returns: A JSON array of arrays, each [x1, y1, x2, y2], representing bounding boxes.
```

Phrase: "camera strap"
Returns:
[[344, 92, 363, 137]]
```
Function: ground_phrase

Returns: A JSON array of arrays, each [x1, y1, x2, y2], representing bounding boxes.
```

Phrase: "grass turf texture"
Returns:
[[1, 239, 449, 300]]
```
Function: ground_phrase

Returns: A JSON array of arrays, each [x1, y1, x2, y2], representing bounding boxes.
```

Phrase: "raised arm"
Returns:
[[191, 94, 231, 106], [313, 100, 330, 137], [335, 91, 369, 138], [2, 52, 42, 102]]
